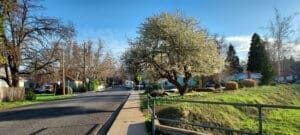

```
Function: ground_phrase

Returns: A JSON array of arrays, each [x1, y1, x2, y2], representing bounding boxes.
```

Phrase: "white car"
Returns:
[[124, 80, 135, 89]]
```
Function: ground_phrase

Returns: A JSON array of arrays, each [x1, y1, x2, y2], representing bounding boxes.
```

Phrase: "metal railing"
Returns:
[[147, 95, 300, 135]]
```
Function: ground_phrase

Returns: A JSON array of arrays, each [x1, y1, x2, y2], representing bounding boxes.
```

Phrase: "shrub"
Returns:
[[25, 90, 36, 101], [55, 86, 73, 95], [0, 55, 8, 65], [211, 80, 222, 89], [225, 81, 239, 90], [237, 80, 244, 88], [270, 82, 277, 86], [89, 79, 101, 91], [25, 88, 34, 95], [150, 90, 168, 97], [78, 85, 88, 93], [242, 79, 257, 87], [152, 83, 162, 90], [146, 83, 162, 93]]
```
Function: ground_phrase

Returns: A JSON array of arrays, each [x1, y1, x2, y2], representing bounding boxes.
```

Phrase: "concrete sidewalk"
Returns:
[[108, 90, 147, 135]]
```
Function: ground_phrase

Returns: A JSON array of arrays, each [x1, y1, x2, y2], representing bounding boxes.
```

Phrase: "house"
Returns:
[[0, 79, 8, 88], [0, 67, 26, 88], [158, 76, 197, 89], [276, 75, 299, 83], [66, 76, 82, 91], [224, 72, 262, 81], [0, 67, 8, 87]]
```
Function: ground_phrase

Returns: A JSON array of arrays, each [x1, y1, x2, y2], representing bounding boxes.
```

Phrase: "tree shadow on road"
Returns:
[[0, 106, 114, 121]]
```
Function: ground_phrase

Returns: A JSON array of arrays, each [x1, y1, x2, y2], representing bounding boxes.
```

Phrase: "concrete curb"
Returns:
[[96, 93, 131, 135], [107, 90, 147, 135]]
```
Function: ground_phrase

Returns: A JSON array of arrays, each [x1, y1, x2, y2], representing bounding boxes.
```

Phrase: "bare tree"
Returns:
[[0, 0, 75, 87], [100, 51, 116, 81], [62, 39, 113, 84], [267, 8, 296, 77]]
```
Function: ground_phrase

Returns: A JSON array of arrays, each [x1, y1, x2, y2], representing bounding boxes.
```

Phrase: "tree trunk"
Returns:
[[167, 75, 191, 96], [164, 67, 192, 96], [180, 75, 190, 96], [201, 75, 205, 88], [178, 85, 188, 96], [167, 77, 184, 95], [11, 66, 19, 87], [4, 64, 12, 86], [8, 55, 20, 87]]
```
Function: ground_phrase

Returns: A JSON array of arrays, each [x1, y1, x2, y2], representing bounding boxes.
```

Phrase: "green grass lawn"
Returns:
[[0, 94, 73, 110], [142, 84, 300, 135]]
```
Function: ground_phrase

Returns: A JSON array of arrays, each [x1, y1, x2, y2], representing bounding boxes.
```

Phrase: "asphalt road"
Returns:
[[0, 87, 130, 135]]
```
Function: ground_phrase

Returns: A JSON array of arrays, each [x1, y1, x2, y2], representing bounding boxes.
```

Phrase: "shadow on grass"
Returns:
[[127, 122, 147, 135]]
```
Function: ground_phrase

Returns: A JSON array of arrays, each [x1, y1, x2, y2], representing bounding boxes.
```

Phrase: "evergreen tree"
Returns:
[[247, 33, 275, 84], [247, 33, 263, 72], [260, 41, 275, 84], [225, 44, 241, 74]]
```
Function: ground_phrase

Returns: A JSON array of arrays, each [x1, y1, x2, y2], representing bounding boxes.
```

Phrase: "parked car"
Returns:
[[205, 80, 216, 88], [35, 84, 53, 93], [135, 84, 144, 90], [124, 80, 135, 89], [35, 87, 46, 93]]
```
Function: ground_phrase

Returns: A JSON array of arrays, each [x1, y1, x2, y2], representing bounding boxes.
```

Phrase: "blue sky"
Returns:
[[40, 0, 300, 60]]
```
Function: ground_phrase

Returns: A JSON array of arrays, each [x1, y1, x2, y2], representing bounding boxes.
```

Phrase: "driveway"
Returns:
[[0, 87, 130, 135]]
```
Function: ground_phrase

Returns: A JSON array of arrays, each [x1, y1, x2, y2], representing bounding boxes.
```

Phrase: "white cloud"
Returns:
[[225, 36, 251, 52], [225, 35, 300, 61], [286, 43, 300, 60], [225, 36, 252, 61]]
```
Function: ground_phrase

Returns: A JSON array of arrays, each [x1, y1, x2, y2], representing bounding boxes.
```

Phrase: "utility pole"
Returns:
[[83, 42, 86, 90], [62, 43, 65, 95]]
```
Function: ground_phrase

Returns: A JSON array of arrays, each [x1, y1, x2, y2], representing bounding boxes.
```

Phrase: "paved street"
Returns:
[[0, 87, 130, 135]]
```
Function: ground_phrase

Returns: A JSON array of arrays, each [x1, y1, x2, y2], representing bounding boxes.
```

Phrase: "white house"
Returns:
[[224, 73, 262, 81], [158, 76, 197, 89]]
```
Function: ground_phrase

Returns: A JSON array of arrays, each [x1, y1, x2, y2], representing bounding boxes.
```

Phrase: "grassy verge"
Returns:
[[0, 94, 73, 110], [140, 93, 152, 133], [141, 84, 300, 135]]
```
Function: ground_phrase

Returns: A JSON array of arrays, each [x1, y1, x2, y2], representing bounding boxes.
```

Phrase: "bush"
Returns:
[[225, 81, 239, 90], [214, 81, 221, 89], [152, 83, 162, 90], [237, 80, 244, 88], [89, 79, 101, 91], [78, 85, 88, 92], [25, 90, 36, 101], [242, 79, 257, 87], [146, 83, 162, 93], [55, 86, 73, 95], [150, 90, 168, 97]]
